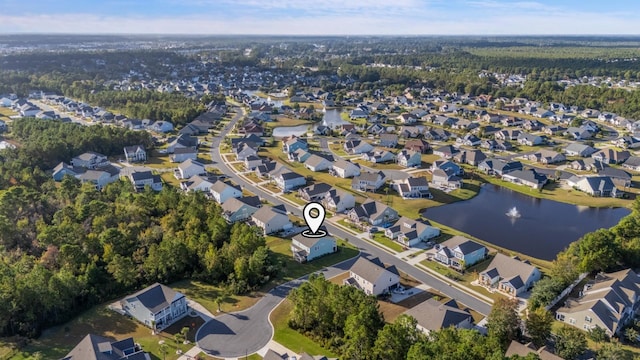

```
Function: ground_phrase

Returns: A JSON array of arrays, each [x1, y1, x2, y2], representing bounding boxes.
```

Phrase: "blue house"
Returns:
[[291, 232, 337, 263], [52, 162, 82, 181], [434, 235, 487, 270], [282, 136, 308, 153]]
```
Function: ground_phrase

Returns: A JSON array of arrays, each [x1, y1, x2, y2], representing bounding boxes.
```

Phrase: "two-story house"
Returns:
[[347, 199, 399, 227], [129, 171, 163, 192], [71, 151, 109, 169], [344, 256, 400, 296], [322, 188, 356, 213], [395, 176, 432, 199], [274, 171, 306, 192], [331, 159, 361, 178], [175, 158, 207, 179], [291, 233, 337, 263], [404, 299, 473, 334], [120, 283, 188, 331], [221, 196, 262, 223], [251, 206, 292, 235], [385, 217, 440, 247], [434, 236, 487, 270], [396, 149, 422, 168], [556, 269, 640, 336], [351, 171, 386, 192], [210, 180, 242, 204]]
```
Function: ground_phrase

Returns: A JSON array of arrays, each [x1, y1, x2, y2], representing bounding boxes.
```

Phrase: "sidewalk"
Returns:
[[177, 345, 203, 360]]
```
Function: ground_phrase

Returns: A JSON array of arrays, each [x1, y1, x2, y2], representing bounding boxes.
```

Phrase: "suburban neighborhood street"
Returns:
[[193, 106, 493, 357]]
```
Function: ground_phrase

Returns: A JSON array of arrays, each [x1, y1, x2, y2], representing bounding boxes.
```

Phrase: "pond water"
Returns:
[[272, 109, 350, 138], [423, 184, 630, 260]]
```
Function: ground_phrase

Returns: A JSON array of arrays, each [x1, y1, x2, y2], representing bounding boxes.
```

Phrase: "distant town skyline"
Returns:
[[1, 0, 638, 35]]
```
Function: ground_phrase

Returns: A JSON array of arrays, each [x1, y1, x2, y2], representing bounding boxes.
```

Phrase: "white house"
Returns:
[[210, 180, 242, 204], [120, 283, 188, 331], [175, 159, 206, 179], [331, 159, 361, 178], [322, 189, 356, 213], [251, 206, 293, 235], [344, 256, 400, 296], [478, 253, 542, 297]]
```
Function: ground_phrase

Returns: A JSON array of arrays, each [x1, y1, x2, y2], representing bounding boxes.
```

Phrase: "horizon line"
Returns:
[[2, 33, 640, 37]]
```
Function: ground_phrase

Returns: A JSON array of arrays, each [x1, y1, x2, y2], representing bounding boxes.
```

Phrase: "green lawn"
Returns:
[[8, 303, 194, 360], [282, 192, 306, 206], [266, 236, 359, 282], [170, 279, 263, 314], [351, 158, 404, 170], [477, 173, 634, 208], [270, 299, 339, 358], [160, 172, 181, 188], [370, 232, 404, 253], [264, 116, 313, 129], [0, 107, 17, 117], [335, 219, 363, 234]]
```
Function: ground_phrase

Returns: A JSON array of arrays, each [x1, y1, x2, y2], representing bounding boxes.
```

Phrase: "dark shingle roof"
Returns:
[[126, 283, 183, 314]]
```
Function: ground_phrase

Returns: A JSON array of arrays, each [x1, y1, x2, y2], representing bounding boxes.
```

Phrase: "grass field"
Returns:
[[370, 232, 404, 253], [8, 303, 196, 360], [351, 158, 404, 170], [265, 236, 359, 283], [263, 116, 313, 129], [170, 279, 263, 314]]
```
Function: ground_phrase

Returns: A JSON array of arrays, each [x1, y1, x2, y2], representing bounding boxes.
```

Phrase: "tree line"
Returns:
[[0, 120, 280, 338]]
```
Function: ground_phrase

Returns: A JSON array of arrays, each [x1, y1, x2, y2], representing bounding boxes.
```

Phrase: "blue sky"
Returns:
[[0, 0, 638, 35]]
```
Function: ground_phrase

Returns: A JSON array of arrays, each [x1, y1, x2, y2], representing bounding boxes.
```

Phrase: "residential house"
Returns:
[[456, 133, 481, 147], [148, 121, 174, 133], [288, 148, 311, 163], [322, 189, 356, 213], [298, 183, 332, 202], [592, 149, 631, 164], [210, 180, 242, 204], [331, 159, 361, 178], [431, 168, 462, 189], [344, 256, 400, 296], [282, 136, 308, 154], [124, 145, 147, 163], [385, 217, 440, 247], [556, 269, 640, 336], [235, 142, 258, 161], [351, 171, 386, 192], [502, 169, 548, 190], [221, 196, 262, 223], [404, 139, 430, 153], [379, 134, 399, 148], [395, 176, 432, 199], [71, 151, 109, 169], [61, 334, 151, 360], [479, 159, 523, 176], [567, 176, 619, 198], [453, 150, 487, 166], [504, 341, 563, 360], [396, 150, 422, 168], [614, 136, 640, 150], [397, 113, 418, 124], [166, 134, 198, 154], [76, 165, 120, 190], [180, 175, 217, 193], [431, 160, 462, 176], [565, 126, 594, 140], [291, 233, 337, 263], [129, 171, 163, 192], [479, 253, 542, 297], [622, 156, 640, 172], [495, 129, 522, 141], [304, 154, 333, 172], [404, 299, 473, 334], [256, 160, 285, 179], [274, 171, 306, 192], [434, 236, 487, 270], [344, 140, 374, 155], [347, 199, 399, 227], [525, 149, 566, 164], [543, 125, 567, 136], [120, 283, 188, 330], [523, 119, 544, 131], [481, 139, 513, 152], [244, 155, 264, 170], [52, 162, 83, 181], [564, 143, 597, 157], [432, 145, 459, 159], [570, 158, 608, 172], [175, 159, 206, 179], [517, 133, 545, 146], [251, 206, 293, 235], [169, 147, 198, 163], [363, 149, 396, 164], [600, 167, 632, 188]]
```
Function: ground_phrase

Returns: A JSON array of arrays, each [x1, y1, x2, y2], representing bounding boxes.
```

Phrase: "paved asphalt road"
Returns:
[[196, 106, 492, 357]]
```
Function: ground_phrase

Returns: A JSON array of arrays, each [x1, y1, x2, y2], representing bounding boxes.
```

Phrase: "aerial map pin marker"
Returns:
[[302, 202, 327, 238]]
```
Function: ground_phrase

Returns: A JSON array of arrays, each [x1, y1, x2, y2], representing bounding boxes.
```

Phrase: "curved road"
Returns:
[[196, 105, 492, 357]]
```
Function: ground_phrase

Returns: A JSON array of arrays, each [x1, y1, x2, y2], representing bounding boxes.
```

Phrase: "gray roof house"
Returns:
[[504, 341, 563, 360], [564, 143, 597, 157], [124, 145, 147, 163], [76, 165, 120, 190], [404, 298, 473, 334], [71, 151, 109, 169], [251, 206, 293, 235], [298, 182, 333, 202], [556, 269, 640, 336], [274, 171, 306, 192], [478, 253, 542, 297], [175, 158, 206, 179], [432, 145, 459, 159], [385, 216, 440, 247], [52, 161, 84, 181], [129, 171, 163, 192], [379, 134, 399, 148], [344, 140, 374, 155], [502, 169, 548, 190], [395, 176, 432, 199], [396, 149, 422, 168], [120, 283, 188, 331], [169, 146, 198, 163], [347, 199, 399, 227], [322, 189, 356, 213], [344, 256, 400, 296], [291, 233, 337, 263], [431, 168, 462, 190], [351, 171, 386, 192], [304, 154, 333, 172], [61, 334, 150, 360], [622, 156, 640, 172], [568, 176, 620, 198], [362, 149, 396, 164], [210, 180, 242, 204], [592, 149, 631, 164], [330, 159, 361, 178], [221, 196, 262, 223], [433, 236, 487, 270]]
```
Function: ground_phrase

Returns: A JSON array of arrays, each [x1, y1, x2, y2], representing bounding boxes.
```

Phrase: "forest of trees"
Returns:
[[286, 275, 624, 360], [0, 119, 280, 338]]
